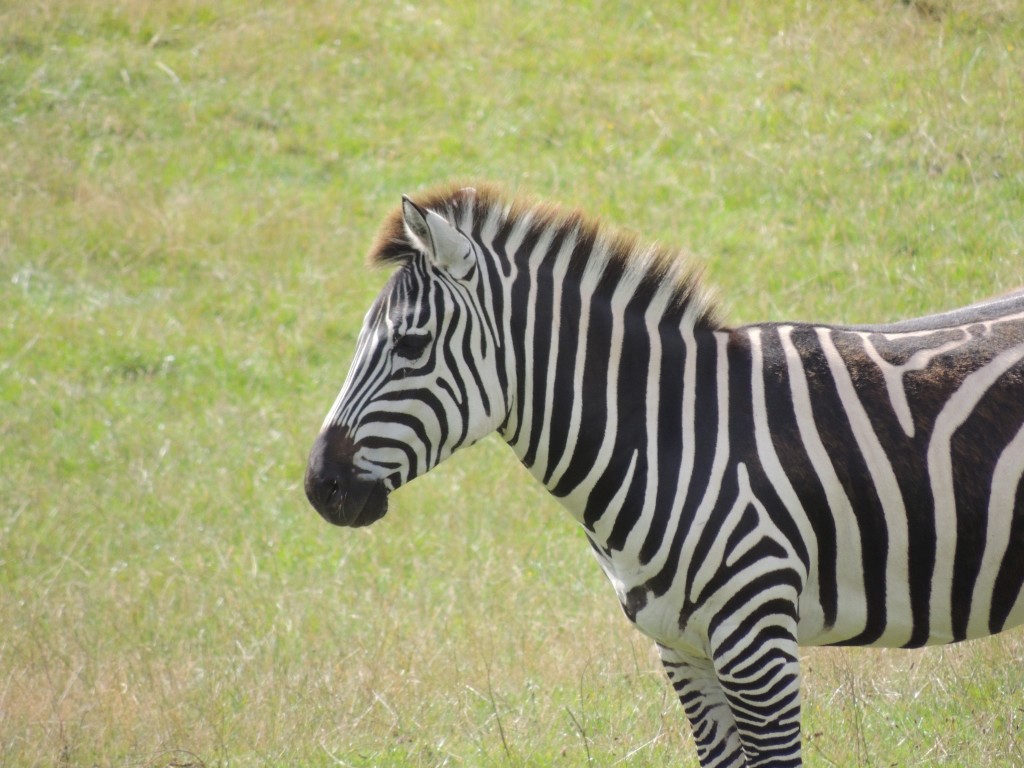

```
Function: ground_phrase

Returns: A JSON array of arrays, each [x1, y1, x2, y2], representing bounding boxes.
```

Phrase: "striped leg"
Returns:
[[660, 645, 744, 767], [710, 621, 803, 768]]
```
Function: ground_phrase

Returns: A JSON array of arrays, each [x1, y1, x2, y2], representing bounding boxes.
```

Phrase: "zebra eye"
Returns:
[[393, 331, 431, 360]]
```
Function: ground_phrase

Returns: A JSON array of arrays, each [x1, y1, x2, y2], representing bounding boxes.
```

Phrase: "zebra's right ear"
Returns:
[[401, 196, 474, 279]]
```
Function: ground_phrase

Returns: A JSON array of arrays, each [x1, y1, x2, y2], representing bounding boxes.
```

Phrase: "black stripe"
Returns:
[[507, 224, 542, 446], [950, 359, 1024, 639], [639, 322, 686, 565], [648, 330, 721, 599], [435, 284, 469, 453], [543, 231, 590, 484], [757, 326, 840, 629], [605, 284, 659, 551], [990, 474, 1024, 633], [551, 255, 623, 505], [729, 330, 810, 573], [789, 326, 890, 646], [709, 586, 800, 660], [523, 226, 567, 468]]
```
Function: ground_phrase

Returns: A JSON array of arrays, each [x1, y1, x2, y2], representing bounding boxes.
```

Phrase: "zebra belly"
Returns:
[[794, 495, 1024, 647]]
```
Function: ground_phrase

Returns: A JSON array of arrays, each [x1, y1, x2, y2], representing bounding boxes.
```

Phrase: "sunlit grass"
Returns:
[[2, 0, 1023, 766]]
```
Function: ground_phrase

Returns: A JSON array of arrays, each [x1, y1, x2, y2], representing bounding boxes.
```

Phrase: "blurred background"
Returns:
[[2, 1, 1022, 766]]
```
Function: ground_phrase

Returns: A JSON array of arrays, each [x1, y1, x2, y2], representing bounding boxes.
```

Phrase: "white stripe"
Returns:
[[513, 226, 556, 456], [859, 329, 968, 438], [684, 332, 734, 603], [968, 420, 1024, 637], [818, 328, 913, 646], [928, 343, 1024, 642], [621, 271, 674, 561], [778, 326, 865, 644], [323, 304, 389, 430], [533, 229, 578, 474], [541, 241, 609, 499], [494, 212, 535, 440], [747, 328, 812, 584], [562, 262, 644, 531], [593, 450, 639, 544], [636, 305, 703, 575]]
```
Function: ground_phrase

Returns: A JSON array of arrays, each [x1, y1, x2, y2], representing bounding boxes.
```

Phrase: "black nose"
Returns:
[[304, 424, 389, 527], [305, 423, 358, 522], [305, 424, 354, 510]]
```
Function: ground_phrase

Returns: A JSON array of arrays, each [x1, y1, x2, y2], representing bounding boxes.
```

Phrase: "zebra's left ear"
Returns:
[[401, 196, 474, 279]]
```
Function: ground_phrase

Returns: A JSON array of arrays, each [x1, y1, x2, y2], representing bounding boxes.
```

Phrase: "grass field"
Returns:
[[2, 1, 1024, 766]]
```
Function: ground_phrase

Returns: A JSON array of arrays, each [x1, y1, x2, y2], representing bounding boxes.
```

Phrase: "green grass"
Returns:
[[2, 1, 1023, 766]]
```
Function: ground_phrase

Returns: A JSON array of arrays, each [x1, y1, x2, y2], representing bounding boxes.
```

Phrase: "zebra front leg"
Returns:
[[659, 645, 745, 767], [711, 621, 803, 768]]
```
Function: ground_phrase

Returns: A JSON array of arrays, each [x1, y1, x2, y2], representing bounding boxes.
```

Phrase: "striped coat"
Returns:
[[305, 185, 1024, 766]]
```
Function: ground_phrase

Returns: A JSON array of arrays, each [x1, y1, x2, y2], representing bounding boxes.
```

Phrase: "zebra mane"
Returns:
[[368, 183, 722, 330]]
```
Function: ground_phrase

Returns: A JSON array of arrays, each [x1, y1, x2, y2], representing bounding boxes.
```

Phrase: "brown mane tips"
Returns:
[[366, 182, 506, 268], [364, 183, 722, 329], [366, 207, 411, 268]]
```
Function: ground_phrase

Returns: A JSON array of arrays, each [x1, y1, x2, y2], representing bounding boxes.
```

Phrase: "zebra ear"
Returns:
[[401, 196, 474, 279]]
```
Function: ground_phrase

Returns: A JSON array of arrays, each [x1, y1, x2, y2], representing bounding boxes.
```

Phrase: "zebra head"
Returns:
[[305, 193, 508, 527]]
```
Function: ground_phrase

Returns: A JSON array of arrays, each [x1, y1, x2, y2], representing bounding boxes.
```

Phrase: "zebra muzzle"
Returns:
[[305, 425, 389, 528]]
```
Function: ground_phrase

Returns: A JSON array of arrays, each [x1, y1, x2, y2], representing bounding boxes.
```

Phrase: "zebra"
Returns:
[[304, 184, 1024, 767]]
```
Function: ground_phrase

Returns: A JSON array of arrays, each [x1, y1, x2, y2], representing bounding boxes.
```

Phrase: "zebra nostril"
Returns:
[[306, 467, 347, 515], [305, 424, 359, 515]]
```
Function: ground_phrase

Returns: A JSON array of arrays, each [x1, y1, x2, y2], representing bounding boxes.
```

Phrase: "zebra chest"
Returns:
[[587, 543, 707, 655]]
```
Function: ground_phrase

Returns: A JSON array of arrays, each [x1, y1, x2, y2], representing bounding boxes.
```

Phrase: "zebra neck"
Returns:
[[497, 260, 714, 545]]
